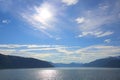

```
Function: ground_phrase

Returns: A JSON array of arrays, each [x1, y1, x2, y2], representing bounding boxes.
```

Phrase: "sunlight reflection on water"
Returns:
[[0, 68, 120, 80], [37, 70, 59, 80]]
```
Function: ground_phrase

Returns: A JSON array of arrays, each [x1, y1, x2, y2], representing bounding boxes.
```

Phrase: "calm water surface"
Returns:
[[0, 68, 120, 80]]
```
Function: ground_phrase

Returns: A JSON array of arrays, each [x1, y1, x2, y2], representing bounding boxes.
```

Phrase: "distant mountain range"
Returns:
[[0, 53, 120, 69], [83, 56, 120, 68], [0, 54, 53, 69], [54, 56, 120, 68], [54, 62, 83, 67]]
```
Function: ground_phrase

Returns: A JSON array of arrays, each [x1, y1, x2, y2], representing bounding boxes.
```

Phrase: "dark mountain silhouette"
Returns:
[[83, 56, 120, 68], [54, 56, 120, 68], [1, 53, 120, 68], [0, 54, 53, 69]]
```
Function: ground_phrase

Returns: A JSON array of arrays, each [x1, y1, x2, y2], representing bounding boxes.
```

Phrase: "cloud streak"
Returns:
[[21, 1, 60, 38], [0, 0, 120, 63], [62, 0, 78, 6], [104, 39, 111, 43], [76, 0, 120, 38], [0, 44, 120, 63]]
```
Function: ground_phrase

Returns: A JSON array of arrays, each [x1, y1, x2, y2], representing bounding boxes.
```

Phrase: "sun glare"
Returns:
[[33, 3, 54, 27], [40, 7, 53, 20], [38, 70, 58, 79]]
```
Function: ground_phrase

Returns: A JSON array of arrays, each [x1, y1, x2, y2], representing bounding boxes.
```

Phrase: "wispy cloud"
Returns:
[[1, 19, 10, 24], [56, 48, 74, 54], [21, 2, 60, 39], [78, 31, 113, 38], [0, 44, 66, 49], [76, 1, 120, 38], [0, 0, 120, 63], [0, 44, 120, 63], [0, 44, 26, 48], [62, 0, 78, 6], [75, 17, 85, 24], [75, 45, 120, 63], [18, 51, 53, 60], [0, 49, 16, 55], [104, 39, 111, 43]]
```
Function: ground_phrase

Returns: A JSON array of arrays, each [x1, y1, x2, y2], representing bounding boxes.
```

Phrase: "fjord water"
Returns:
[[0, 68, 120, 80]]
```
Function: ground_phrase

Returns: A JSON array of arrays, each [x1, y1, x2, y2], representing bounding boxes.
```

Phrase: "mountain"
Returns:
[[0, 54, 53, 69], [54, 56, 120, 68], [1, 53, 120, 68], [54, 62, 83, 67], [83, 56, 120, 68]]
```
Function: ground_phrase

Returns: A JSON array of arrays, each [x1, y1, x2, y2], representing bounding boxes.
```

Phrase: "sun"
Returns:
[[40, 7, 53, 20], [33, 3, 54, 27]]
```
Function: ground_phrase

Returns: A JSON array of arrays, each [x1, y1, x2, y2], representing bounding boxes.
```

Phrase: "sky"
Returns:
[[0, 0, 120, 63]]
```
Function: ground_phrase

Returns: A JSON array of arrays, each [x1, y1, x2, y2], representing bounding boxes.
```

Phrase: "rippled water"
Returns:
[[0, 68, 120, 80]]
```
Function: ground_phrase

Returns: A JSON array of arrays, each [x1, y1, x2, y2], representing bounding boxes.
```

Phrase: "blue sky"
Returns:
[[0, 0, 120, 63]]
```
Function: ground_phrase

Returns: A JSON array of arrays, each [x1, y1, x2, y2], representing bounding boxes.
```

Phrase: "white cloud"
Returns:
[[99, 3, 109, 10], [22, 3, 55, 30], [56, 48, 74, 54], [0, 44, 67, 49], [95, 31, 113, 37], [62, 0, 78, 6], [51, 45, 120, 63], [32, 3, 55, 28], [75, 17, 85, 24], [0, 49, 16, 55], [104, 39, 111, 43], [77, 31, 113, 38], [76, 1, 120, 38], [55, 37, 62, 40], [75, 45, 120, 63], [1, 19, 9, 24], [21, 2, 59, 38], [19, 48, 57, 52], [26, 45, 52, 49], [0, 44, 26, 48], [20, 52, 53, 59], [0, 44, 120, 63]]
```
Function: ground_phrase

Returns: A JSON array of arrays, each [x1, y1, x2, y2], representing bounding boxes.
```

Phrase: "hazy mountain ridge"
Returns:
[[54, 56, 120, 68], [0, 54, 53, 69], [83, 56, 120, 67], [1, 53, 120, 68], [54, 62, 83, 67]]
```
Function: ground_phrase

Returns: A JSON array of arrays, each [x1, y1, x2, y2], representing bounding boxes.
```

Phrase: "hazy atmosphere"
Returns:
[[0, 0, 120, 63]]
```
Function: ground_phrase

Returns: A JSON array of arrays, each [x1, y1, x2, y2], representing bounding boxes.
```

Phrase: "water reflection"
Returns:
[[0, 68, 120, 80], [37, 70, 58, 80]]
